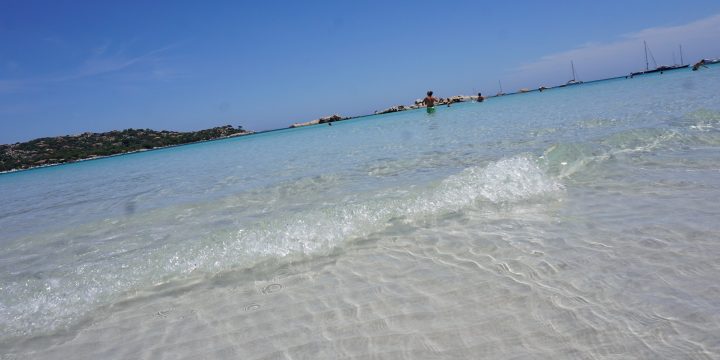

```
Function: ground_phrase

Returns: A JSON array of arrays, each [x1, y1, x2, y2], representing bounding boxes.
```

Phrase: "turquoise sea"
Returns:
[[1, 68, 720, 359]]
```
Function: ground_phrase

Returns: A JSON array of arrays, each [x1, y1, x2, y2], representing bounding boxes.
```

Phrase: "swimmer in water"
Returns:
[[692, 59, 708, 71], [423, 91, 438, 113]]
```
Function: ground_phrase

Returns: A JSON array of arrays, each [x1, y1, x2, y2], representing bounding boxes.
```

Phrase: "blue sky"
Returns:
[[1, 0, 720, 144]]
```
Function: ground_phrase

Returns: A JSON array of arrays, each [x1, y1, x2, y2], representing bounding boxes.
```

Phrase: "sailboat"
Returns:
[[671, 44, 690, 70], [630, 41, 689, 77], [561, 60, 583, 86], [496, 80, 505, 96], [565, 60, 582, 85], [651, 43, 689, 72]]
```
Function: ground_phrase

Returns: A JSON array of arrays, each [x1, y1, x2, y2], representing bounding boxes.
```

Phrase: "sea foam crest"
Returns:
[[229, 156, 562, 258], [434, 155, 563, 205], [198, 156, 563, 274]]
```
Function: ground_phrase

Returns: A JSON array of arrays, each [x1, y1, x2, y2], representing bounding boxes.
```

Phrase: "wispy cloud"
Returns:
[[0, 42, 180, 93], [76, 45, 175, 81], [506, 13, 720, 88]]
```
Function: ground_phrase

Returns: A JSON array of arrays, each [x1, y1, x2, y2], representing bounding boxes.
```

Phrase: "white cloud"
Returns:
[[507, 13, 720, 89]]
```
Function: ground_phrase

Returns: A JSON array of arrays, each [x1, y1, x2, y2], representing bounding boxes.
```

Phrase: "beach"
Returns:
[[1, 68, 720, 359]]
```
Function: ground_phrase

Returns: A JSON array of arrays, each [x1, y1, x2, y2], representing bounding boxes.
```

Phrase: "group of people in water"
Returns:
[[422, 91, 484, 113]]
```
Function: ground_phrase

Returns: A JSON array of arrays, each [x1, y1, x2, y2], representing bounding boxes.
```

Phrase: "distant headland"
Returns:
[[0, 125, 252, 173]]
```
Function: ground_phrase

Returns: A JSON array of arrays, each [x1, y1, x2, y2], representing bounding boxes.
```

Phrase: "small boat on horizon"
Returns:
[[496, 80, 505, 96], [559, 61, 583, 87]]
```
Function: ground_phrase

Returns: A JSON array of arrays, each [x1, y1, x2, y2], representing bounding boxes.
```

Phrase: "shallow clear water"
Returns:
[[1, 68, 720, 359]]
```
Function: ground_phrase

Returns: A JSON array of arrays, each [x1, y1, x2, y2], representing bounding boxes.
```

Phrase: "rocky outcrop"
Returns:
[[290, 119, 321, 128], [317, 114, 344, 124], [446, 95, 472, 104], [377, 105, 409, 114], [290, 114, 347, 128]]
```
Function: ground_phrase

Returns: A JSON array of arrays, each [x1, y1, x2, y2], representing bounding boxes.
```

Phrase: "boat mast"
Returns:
[[498, 80, 503, 94], [679, 45, 684, 66], [571, 61, 577, 81], [643, 41, 659, 69]]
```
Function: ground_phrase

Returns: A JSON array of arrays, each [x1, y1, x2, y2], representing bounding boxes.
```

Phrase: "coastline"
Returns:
[[0, 131, 253, 175]]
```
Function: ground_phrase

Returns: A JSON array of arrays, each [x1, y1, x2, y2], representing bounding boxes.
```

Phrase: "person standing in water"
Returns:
[[477, 92, 484, 102], [423, 91, 438, 113]]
